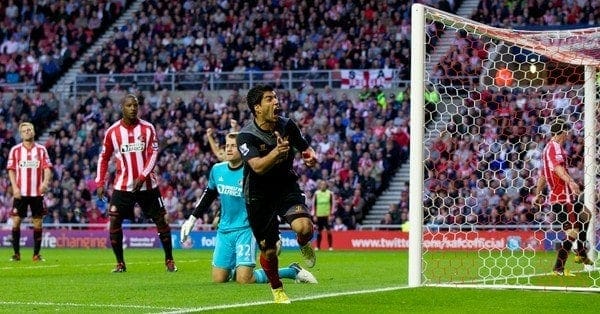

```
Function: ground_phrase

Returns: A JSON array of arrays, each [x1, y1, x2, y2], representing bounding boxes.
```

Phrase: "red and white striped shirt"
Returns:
[[6, 142, 53, 197], [541, 139, 572, 204], [95, 119, 159, 192]]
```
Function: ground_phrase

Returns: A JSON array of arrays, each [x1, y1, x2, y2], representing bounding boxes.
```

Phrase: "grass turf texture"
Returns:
[[0, 248, 597, 313]]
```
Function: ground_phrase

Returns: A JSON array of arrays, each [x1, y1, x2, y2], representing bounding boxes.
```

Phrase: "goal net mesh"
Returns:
[[412, 4, 600, 291]]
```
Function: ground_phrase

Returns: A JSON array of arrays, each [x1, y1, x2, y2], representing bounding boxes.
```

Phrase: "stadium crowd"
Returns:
[[0, 0, 130, 91], [0, 83, 409, 231], [423, 85, 587, 230], [2, 0, 596, 91], [78, 0, 417, 91], [0, 0, 439, 230], [1, 0, 598, 233], [432, 0, 600, 87], [421, 0, 598, 230], [471, 0, 600, 28]]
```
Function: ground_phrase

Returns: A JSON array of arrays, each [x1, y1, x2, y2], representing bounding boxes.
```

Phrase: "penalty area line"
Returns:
[[156, 285, 409, 314]]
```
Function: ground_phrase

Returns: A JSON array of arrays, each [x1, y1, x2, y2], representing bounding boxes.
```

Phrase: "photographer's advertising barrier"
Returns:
[[0, 229, 588, 251]]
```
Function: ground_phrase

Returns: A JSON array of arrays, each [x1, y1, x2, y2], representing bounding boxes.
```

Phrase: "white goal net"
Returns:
[[409, 4, 600, 291]]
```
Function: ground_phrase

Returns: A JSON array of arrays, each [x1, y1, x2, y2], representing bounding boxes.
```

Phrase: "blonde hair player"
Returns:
[[7, 122, 53, 262]]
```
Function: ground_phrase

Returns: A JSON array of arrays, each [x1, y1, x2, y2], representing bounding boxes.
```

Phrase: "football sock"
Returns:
[[158, 230, 174, 260], [316, 232, 322, 249], [155, 217, 174, 260], [253, 269, 268, 283], [33, 228, 42, 255], [554, 239, 572, 271], [297, 233, 312, 247], [254, 267, 296, 283], [11, 228, 20, 255], [109, 227, 124, 263], [279, 267, 297, 279], [259, 254, 282, 289], [577, 221, 589, 256], [327, 232, 333, 248]]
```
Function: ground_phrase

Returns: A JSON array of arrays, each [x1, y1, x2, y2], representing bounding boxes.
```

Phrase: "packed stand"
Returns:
[[425, 0, 596, 230], [0, 84, 409, 230], [423, 85, 586, 231], [432, 0, 598, 88], [0, 0, 462, 229], [79, 0, 431, 90], [0, 0, 131, 91], [0, 90, 60, 226], [471, 0, 600, 28]]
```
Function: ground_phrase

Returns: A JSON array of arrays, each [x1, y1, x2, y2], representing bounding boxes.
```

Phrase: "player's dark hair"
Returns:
[[226, 132, 239, 139], [550, 118, 569, 135], [122, 93, 139, 105], [246, 85, 274, 115]]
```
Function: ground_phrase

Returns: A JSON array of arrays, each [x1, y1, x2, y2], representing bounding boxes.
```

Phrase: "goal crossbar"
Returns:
[[423, 6, 600, 66]]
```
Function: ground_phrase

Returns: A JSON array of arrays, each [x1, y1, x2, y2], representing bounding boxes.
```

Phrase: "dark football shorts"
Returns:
[[316, 216, 331, 231], [12, 196, 46, 218], [551, 202, 582, 230], [109, 188, 166, 220], [246, 190, 311, 248]]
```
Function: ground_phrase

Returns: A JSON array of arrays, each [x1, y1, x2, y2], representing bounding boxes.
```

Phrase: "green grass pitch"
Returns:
[[0, 248, 597, 313]]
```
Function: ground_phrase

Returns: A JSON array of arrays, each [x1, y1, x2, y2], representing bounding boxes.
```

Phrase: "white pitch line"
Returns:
[[0, 260, 407, 312], [0, 259, 206, 271], [0, 300, 181, 311], [0, 286, 409, 313], [155, 286, 409, 314], [0, 264, 60, 270]]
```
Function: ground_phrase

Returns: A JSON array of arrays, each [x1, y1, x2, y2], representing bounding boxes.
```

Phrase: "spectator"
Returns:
[[380, 212, 395, 230], [332, 216, 348, 231], [163, 189, 179, 222], [43, 210, 62, 229], [336, 200, 356, 230], [387, 203, 402, 224], [0, 0, 434, 237]]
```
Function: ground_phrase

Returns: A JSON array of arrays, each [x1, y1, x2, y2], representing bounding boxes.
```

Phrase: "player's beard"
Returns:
[[261, 109, 278, 127], [124, 111, 138, 123], [257, 106, 280, 131]]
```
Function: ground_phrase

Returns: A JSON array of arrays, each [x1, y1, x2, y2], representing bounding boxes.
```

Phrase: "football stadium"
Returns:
[[1, 0, 599, 312]]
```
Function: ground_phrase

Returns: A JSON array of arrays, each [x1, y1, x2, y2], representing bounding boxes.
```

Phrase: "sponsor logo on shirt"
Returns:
[[217, 184, 242, 197], [120, 142, 146, 153], [18, 160, 40, 168]]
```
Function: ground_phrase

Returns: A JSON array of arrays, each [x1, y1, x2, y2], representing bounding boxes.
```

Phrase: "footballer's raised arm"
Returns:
[[285, 117, 316, 167]]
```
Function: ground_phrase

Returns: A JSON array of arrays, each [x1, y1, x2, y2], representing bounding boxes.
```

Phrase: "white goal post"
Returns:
[[409, 3, 599, 291]]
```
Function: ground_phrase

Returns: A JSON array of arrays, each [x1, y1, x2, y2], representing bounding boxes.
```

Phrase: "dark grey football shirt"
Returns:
[[236, 116, 309, 201]]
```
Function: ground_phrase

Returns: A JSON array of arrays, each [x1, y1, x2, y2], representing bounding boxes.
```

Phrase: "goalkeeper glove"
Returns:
[[180, 215, 197, 243]]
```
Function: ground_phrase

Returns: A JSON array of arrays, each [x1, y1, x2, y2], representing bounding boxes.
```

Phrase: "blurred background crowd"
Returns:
[[0, 0, 596, 231]]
